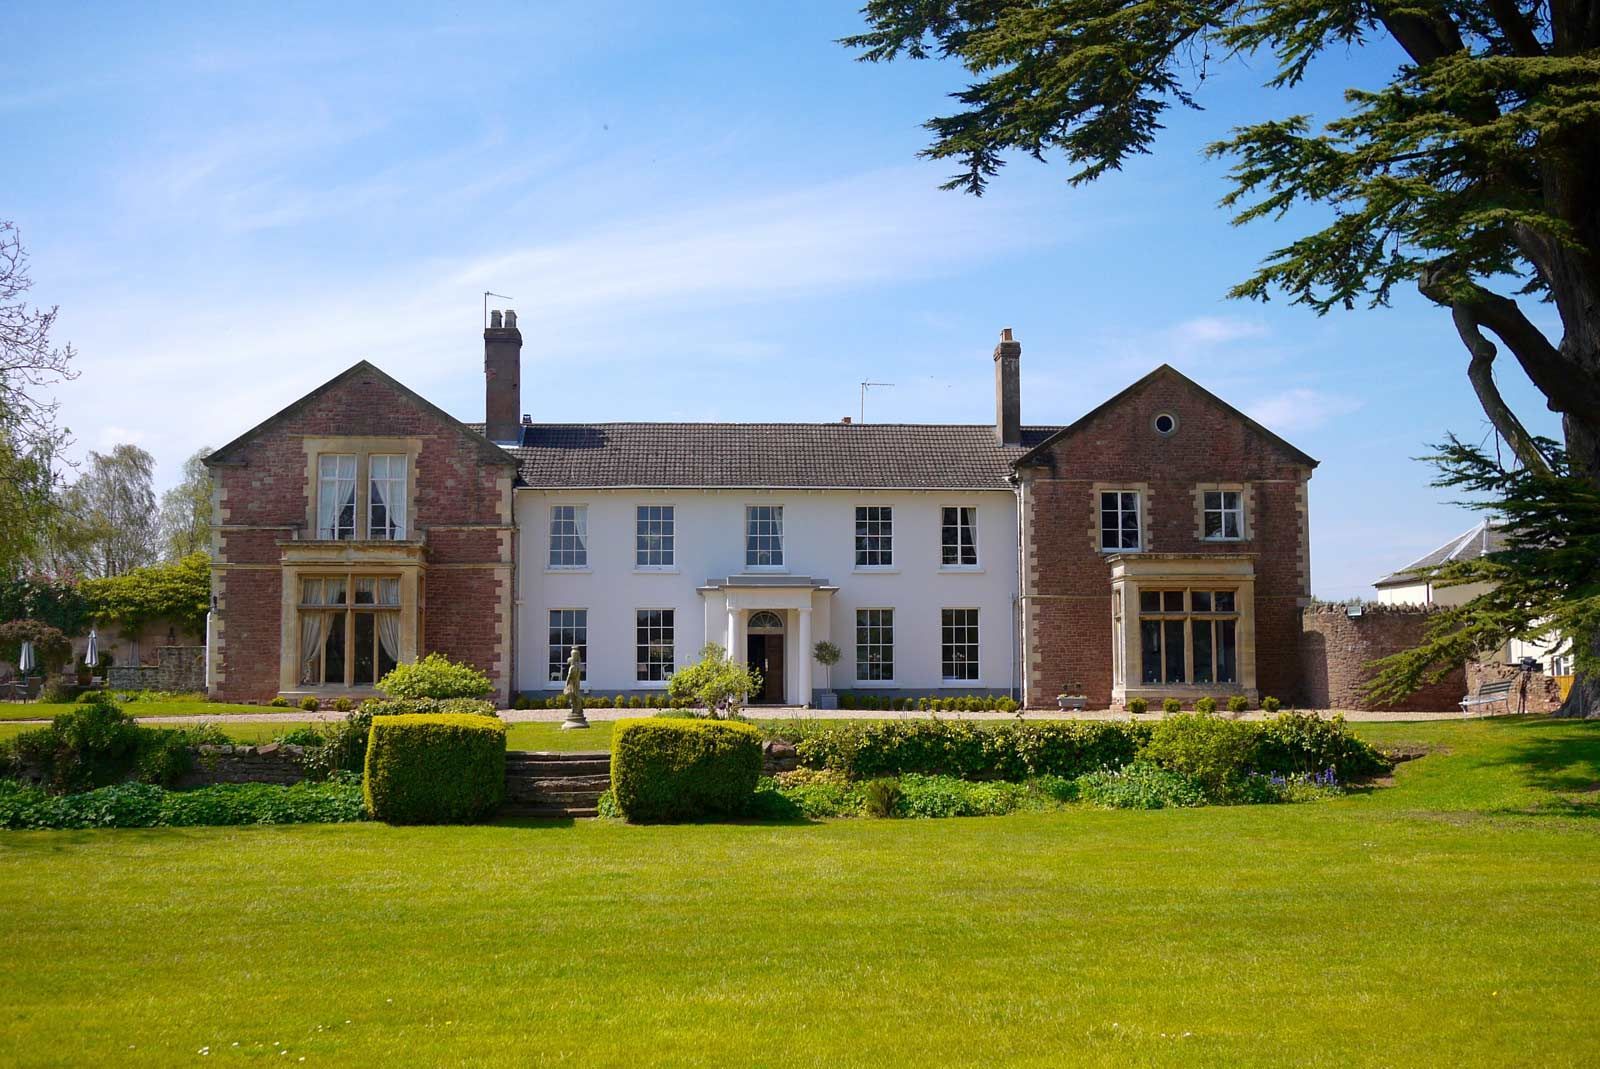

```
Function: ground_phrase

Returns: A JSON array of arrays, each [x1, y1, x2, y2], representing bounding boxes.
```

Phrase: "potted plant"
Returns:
[[1057, 685, 1087, 711], [812, 641, 841, 709]]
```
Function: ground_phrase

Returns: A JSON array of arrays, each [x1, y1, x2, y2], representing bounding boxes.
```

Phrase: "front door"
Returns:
[[747, 633, 785, 704]]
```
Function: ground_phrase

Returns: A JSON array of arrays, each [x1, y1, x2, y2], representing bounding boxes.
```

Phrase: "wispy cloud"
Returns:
[[1245, 387, 1363, 434]]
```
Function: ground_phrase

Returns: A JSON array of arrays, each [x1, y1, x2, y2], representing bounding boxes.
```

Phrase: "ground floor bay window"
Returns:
[[1108, 554, 1257, 705], [277, 543, 424, 695]]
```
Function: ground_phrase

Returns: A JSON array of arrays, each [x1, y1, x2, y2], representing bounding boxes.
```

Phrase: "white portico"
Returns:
[[701, 574, 838, 705]]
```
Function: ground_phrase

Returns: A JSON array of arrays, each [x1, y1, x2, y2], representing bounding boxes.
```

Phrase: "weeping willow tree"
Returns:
[[844, 0, 1600, 713]]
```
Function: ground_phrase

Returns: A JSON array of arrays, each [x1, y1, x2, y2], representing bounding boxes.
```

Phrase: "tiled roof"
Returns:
[[466, 423, 1061, 490], [1374, 519, 1507, 586]]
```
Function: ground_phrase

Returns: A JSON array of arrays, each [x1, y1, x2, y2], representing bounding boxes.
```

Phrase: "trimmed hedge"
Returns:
[[360, 697, 498, 718], [362, 714, 506, 825], [610, 718, 762, 823], [785, 720, 1149, 781]]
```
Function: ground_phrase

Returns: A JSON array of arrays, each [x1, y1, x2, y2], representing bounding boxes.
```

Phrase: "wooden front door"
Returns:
[[747, 633, 785, 704]]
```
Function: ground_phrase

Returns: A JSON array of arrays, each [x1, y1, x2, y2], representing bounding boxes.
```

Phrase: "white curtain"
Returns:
[[369, 457, 406, 539], [299, 612, 324, 684], [377, 578, 400, 606], [377, 613, 400, 664], [317, 456, 356, 538], [573, 505, 588, 555]]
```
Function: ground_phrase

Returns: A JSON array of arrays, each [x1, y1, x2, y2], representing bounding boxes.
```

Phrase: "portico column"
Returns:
[[726, 606, 742, 664], [796, 606, 813, 707]]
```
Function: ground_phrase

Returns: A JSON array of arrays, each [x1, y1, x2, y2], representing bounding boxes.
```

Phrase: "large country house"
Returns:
[[203, 313, 1317, 708]]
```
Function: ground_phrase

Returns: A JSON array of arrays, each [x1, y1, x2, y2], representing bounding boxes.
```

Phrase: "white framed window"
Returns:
[[547, 609, 587, 683], [549, 505, 588, 568], [855, 608, 894, 681], [745, 505, 784, 568], [1202, 490, 1244, 541], [636, 609, 675, 681], [941, 608, 979, 681], [855, 506, 893, 567], [635, 505, 675, 568], [367, 455, 408, 540], [1138, 589, 1238, 685], [941, 507, 978, 567], [1100, 490, 1141, 551], [316, 454, 357, 540]]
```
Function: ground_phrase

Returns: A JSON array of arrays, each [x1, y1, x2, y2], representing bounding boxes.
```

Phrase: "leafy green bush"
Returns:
[[359, 697, 497, 718], [1074, 761, 1206, 809], [1249, 712, 1387, 780], [862, 777, 903, 818], [376, 652, 493, 700], [298, 696, 320, 712], [362, 714, 506, 824], [330, 696, 354, 712], [0, 776, 366, 829], [1140, 713, 1255, 798], [1227, 695, 1250, 714], [511, 693, 532, 710], [1195, 697, 1218, 715], [269, 696, 292, 708], [610, 717, 762, 823], [1162, 698, 1182, 714], [666, 644, 761, 717], [767, 769, 862, 818], [1126, 697, 1148, 715], [1261, 696, 1282, 713], [788, 719, 1147, 781], [3, 695, 220, 792]]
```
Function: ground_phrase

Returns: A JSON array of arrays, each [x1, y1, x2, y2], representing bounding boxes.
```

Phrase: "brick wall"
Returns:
[[207, 364, 517, 703], [1298, 604, 1466, 711], [1019, 368, 1313, 707]]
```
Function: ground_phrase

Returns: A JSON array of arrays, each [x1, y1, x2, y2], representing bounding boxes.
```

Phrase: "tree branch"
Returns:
[[1486, 0, 1545, 56]]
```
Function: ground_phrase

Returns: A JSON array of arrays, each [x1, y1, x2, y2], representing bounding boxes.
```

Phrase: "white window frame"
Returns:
[[316, 454, 357, 540], [940, 506, 980, 569], [635, 608, 675, 684], [547, 608, 587, 685], [635, 505, 676, 570], [855, 607, 895, 683], [1100, 490, 1142, 553], [854, 505, 894, 569], [548, 505, 589, 570], [1202, 490, 1245, 542], [745, 505, 785, 570], [940, 608, 980, 683], [367, 454, 408, 540]]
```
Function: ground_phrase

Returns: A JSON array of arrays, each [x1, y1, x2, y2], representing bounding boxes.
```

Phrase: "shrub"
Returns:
[[1261, 696, 1282, 713], [1075, 761, 1206, 809], [1195, 697, 1218, 715], [792, 719, 1147, 781], [1126, 697, 1149, 715], [666, 644, 761, 718], [1250, 712, 1387, 780], [362, 714, 506, 824], [1162, 698, 1182, 714], [609, 718, 762, 822], [0, 777, 366, 829], [299, 709, 374, 780], [1227, 695, 1250, 714], [1140, 713, 1255, 799], [298, 696, 320, 712], [269, 696, 292, 708], [511, 693, 532, 710], [0, 619, 72, 674], [359, 697, 498, 718], [3, 695, 216, 792], [376, 652, 493, 700], [330, 696, 354, 713], [767, 768, 862, 818], [862, 777, 903, 818]]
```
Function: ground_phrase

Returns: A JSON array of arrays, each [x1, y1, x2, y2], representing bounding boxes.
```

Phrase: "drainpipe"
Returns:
[[1009, 472, 1026, 707]]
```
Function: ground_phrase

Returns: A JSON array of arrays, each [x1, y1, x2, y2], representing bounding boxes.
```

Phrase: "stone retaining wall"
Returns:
[[1298, 604, 1465, 711], [1465, 660, 1565, 714], [176, 743, 311, 787], [106, 646, 207, 693]]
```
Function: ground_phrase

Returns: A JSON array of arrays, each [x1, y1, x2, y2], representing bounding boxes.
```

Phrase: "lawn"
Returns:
[[0, 717, 615, 751], [0, 716, 1597, 1067], [0, 700, 268, 721]]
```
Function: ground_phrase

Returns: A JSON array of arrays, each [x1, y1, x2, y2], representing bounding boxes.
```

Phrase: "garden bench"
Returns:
[[1460, 678, 1514, 715]]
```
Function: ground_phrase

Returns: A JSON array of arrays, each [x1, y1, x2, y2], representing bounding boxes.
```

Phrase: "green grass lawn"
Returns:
[[0, 699, 269, 721], [1, 716, 1597, 1067], [0, 716, 615, 751]]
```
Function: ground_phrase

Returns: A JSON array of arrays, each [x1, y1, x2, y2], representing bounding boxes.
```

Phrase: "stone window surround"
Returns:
[[276, 540, 424, 696], [1192, 482, 1255, 543], [300, 437, 421, 543], [1107, 553, 1258, 705], [1092, 482, 1152, 554]]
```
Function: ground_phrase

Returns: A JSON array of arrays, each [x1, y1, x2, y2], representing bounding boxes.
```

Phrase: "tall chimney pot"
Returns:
[[484, 309, 523, 443], [993, 327, 1021, 446]]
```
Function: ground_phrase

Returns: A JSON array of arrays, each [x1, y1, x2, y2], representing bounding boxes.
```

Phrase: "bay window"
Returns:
[[297, 574, 402, 687], [1138, 588, 1238, 685]]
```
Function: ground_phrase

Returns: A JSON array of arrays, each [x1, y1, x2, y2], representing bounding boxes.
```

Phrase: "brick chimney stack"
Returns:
[[994, 327, 1021, 446], [484, 308, 522, 443]]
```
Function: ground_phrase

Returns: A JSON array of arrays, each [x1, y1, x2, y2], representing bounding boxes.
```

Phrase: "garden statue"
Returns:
[[560, 646, 590, 730]]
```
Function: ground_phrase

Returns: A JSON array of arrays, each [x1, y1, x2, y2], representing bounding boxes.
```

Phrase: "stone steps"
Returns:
[[502, 749, 611, 818]]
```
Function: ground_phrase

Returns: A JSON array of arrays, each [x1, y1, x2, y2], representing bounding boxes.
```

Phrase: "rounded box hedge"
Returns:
[[610, 718, 763, 823], [362, 713, 506, 824]]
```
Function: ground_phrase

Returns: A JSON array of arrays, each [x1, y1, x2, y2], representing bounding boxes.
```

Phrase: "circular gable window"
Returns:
[[1153, 412, 1178, 436]]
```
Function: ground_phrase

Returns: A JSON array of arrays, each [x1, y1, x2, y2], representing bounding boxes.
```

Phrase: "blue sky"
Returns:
[[6, 1, 1562, 596]]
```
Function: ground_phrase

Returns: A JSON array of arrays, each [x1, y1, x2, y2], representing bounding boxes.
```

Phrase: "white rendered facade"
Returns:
[[513, 489, 1019, 703]]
